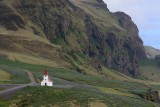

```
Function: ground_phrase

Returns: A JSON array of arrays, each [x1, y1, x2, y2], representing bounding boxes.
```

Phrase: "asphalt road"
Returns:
[[0, 83, 37, 99], [0, 70, 101, 99], [0, 71, 76, 99], [0, 70, 37, 99]]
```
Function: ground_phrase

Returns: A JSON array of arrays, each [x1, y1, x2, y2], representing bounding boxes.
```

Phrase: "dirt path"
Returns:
[[25, 70, 36, 83]]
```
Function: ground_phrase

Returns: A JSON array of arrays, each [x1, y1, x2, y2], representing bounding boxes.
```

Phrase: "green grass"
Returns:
[[2, 57, 160, 96], [0, 88, 5, 91], [0, 58, 160, 106], [97, 87, 139, 98], [0, 58, 150, 91], [8, 86, 156, 107], [0, 69, 11, 84], [0, 66, 30, 84], [0, 99, 9, 107], [140, 59, 160, 81]]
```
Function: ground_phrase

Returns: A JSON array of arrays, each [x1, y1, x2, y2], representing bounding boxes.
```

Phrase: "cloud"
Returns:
[[104, 0, 160, 49]]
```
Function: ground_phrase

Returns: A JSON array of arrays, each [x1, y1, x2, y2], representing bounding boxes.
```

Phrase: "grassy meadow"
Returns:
[[9, 87, 157, 107], [140, 59, 160, 81], [0, 57, 160, 107], [0, 57, 150, 91]]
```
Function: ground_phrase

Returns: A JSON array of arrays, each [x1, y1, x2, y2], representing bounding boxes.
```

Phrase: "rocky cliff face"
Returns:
[[138, 91, 160, 103], [0, 0, 146, 77]]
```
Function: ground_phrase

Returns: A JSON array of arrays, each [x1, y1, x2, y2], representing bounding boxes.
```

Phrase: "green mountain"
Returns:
[[1, 0, 160, 107], [0, 0, 145, 77], [140, 46, 160, 81]]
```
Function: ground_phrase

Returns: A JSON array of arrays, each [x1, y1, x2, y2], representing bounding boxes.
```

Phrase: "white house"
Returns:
[[41, 69, 53, 86]]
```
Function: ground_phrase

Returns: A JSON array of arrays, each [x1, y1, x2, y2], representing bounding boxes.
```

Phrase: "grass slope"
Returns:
[[0, 57, 160, 106], [0, 58, 150, 91], [0, 69, 11, 84], [0, 58, 30, 84], [0, 67, 30, 84], [140, 59, 160, 81], [9, 87, 156, 107]]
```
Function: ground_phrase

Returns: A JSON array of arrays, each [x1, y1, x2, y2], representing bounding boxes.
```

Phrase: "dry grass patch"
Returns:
[[89, 101, 107, 107], [0, 34, 70, 68], [98, 87, 137, 98], [102, 67, 159, 86], [0, 50, 60, 68], [0, 69, 11, 81]]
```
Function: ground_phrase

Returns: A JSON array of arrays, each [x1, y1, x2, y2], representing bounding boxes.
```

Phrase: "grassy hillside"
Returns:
[[140, 59, 160, 81], [0, 67, 30, 84], [0, 57, 153, 90], [0, 0, 159, 106], [1, 55, 160, 106], [0, 0, 146, 77], [6, 87, 159, 107], [0, 70, 11, 84]]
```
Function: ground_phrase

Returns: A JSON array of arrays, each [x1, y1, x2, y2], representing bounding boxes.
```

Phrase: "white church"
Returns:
[[41, 69, 53, 86]]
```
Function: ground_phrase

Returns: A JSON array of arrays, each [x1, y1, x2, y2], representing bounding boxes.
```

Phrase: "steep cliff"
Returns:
[[0, 0, 146, 76]]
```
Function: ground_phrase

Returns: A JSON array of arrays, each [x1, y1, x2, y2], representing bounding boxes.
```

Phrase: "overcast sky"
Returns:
[[104, 0, 160, 49]]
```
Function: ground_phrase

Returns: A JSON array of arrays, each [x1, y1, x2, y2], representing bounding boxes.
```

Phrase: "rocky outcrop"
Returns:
[[83, 11, 145, 76], [138, 91, 160, 103], [0, 0, 146, 77], [114, 12, 145, 59], [0, 2, 25, 31], [80, 1, 108, 10]]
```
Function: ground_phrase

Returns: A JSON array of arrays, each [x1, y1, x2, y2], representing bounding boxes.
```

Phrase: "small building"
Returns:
[[41, 69, 53, 86]]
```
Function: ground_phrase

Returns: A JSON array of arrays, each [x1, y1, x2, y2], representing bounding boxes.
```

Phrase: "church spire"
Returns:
[[44, 69, 48, 75]]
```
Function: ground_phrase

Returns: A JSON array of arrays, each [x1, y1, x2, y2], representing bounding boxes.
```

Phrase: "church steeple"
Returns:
[[41, 69, 53, 86], [44, 69, 48, 76]]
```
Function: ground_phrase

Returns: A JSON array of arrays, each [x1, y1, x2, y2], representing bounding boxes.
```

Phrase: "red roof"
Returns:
[[44, 69, 48, 75]]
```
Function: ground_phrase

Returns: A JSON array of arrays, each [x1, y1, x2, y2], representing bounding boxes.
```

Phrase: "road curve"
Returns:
[[0, 70, 37, 99]]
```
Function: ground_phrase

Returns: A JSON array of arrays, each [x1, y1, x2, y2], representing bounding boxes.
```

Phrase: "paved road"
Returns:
[[0, 70, 108, 99], [0, 70, 37, 99], [0, 83, 37, 99], [0, 70, 77, 99]]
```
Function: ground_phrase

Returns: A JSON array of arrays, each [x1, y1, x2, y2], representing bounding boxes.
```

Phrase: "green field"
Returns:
[[0, 67, 30, 84], [0, 58, 150, 91], [1, 57, 160, 107], [140, 59, 160, 81], [9, 87, 157, 107], [0, 99, 8, 107]]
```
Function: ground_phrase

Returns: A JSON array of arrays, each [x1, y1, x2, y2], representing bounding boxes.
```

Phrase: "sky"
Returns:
[[104, 0, 160, 49]]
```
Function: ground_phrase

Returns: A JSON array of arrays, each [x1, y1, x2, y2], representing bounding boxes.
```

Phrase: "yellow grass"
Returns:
[[102, 67, 160, 86], [0, 50, 60, 68], [0, 70, 11, 81], [89, 101, 107, 107], [0, 28, 60, 48], [98, 87, 137, 98]]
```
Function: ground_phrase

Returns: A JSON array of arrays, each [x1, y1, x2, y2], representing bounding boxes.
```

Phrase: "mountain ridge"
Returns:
[[0, 0, 146, 77], [144, 46, 160, 59]]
